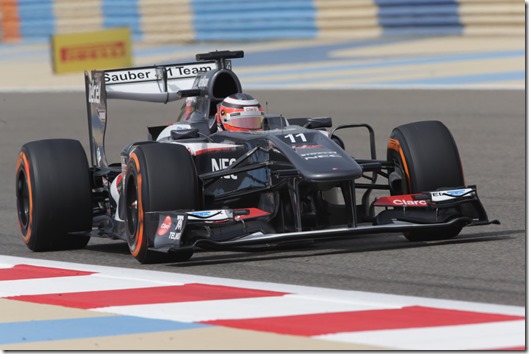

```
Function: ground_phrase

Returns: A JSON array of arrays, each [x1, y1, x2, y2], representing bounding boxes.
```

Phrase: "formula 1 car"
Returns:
[[16, 50, 499, 263]]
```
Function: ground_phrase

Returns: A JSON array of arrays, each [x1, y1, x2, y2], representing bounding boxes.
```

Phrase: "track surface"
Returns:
[[0, 89, 524, 306]]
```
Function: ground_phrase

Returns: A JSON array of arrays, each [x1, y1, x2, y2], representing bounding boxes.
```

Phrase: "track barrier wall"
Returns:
[[0, 0, 523, 43]]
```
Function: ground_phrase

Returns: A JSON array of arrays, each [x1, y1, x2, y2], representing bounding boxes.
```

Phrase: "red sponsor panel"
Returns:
[[374, 194, 429, 207], [234, 208, 270, 220], [157, 215, 172, 236], [194, 147, 236, 156]]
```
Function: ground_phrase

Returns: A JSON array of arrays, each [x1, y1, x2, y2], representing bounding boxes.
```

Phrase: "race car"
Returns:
[[15, 50, 499, 263]]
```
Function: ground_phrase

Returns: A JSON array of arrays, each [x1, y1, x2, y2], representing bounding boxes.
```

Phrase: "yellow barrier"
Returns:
[[51, 27, 132, 74]]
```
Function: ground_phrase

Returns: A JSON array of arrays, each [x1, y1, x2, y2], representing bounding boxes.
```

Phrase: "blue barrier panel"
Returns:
[[18, 0, 53, 18], [374, 0, 463, 36], [375, 0, 457, 5], [17, 0, 52, 5], [378, 15, 460, 26], [191, 0, 317, 41], [18, 0, 55, 38], [194, 29, 317, 42], [102, 0, 140, 16], [20, 20, 56, 38], [194, 19, 317, 32], [102, 0, 142, 38], [192, 0, 314, 12]]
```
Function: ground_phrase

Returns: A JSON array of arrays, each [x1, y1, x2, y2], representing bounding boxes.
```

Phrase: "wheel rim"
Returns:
[[16, 170, 30, 232]]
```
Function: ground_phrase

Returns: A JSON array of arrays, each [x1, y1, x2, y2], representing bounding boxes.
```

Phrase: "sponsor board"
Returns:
[[51, 28, 132, 74]]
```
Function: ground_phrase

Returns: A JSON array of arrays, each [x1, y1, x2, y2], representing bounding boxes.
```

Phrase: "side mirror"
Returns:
[[304, 117, 332, 129], [262, 115, 288, 130], [170, 128, 200, 140], [147, 125, 168, 141]]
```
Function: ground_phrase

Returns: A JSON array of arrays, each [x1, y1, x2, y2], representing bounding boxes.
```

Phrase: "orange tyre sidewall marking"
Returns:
[[128, 153, 144, 257], [16, 152, 33, 244], [387, 138, 412, 192]]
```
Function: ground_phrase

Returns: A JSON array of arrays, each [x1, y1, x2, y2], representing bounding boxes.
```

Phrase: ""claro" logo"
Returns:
[[392, 199, 428, 206], [157, 215, 172, 236]]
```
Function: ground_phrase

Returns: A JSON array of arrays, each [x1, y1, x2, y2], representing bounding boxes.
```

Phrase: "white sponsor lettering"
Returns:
[[211, 158, 237, 180], [393, 199, 428, 206], [88, 81, 100, 103], [166, 64, 213, 78], [105, 69, 154, 84], [431, 188, 473, 202], [104, 64, 214, 85], [175, 215, 184, 232], [285, 133, 307, 143], [301, 151, 340, 160]]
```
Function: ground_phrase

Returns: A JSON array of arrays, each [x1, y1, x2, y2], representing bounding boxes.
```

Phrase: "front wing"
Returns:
[[145, 187, 499, 254], [189, 217, 489, 250]]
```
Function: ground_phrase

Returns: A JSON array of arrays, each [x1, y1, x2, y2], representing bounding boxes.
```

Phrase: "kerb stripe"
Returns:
[[0, 264, 94, 281], [8, 283, 288, 309], [203, 305, 525, 336]]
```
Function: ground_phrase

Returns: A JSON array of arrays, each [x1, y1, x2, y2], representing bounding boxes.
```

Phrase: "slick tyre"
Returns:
[[124, 143, 199, 263], [387, 120, 465, 242], [16, 139, 92, 251]]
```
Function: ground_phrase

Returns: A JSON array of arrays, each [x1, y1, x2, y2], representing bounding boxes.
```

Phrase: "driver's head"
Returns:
[[215, 93, 264, 132]]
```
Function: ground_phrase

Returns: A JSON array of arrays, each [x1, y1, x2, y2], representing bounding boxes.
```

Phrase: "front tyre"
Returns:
[[124, 143, 199, 263], [16, 139, 92, 251], [387, 121, 465, 242]]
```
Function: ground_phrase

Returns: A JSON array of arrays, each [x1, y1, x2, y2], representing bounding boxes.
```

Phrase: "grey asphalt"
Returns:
[[0, 89, 524, 306]]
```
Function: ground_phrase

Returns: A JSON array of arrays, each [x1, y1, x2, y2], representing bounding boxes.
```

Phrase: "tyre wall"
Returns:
[[0, 0, 523, 43]]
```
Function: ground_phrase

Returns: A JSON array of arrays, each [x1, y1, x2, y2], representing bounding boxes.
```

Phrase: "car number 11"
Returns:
[[284, 133, 307, 143]]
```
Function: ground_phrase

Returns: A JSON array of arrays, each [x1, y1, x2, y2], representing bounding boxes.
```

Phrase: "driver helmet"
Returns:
[[215, 93, 264, 132]]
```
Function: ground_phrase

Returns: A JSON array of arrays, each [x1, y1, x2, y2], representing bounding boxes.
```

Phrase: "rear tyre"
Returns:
[[387, 121, 465, 242], [16, 139, 92, 251], [124, 143, 199, 263]]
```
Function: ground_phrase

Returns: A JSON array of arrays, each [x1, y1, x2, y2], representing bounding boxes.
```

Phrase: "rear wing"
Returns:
[[86, 61, 218, 104], [84, 51, 243, 167]]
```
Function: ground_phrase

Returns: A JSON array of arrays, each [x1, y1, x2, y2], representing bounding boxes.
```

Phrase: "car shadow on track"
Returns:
[[84, 239, 131, 255], [166, 229, 523, 267]]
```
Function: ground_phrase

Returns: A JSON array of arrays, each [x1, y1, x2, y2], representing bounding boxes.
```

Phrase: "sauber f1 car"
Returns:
[[16, 50, 499, 263]]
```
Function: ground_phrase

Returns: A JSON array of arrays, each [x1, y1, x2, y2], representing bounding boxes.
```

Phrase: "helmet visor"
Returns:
[[224, 110, 264, 130]]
